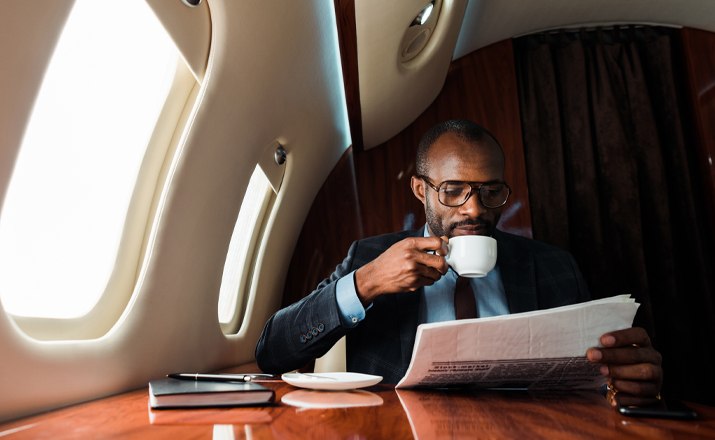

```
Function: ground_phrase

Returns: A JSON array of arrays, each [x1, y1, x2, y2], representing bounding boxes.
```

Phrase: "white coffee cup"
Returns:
[[445, 235, 497, 278]]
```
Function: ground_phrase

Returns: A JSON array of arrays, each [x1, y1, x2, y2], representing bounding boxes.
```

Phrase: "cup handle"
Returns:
[[444, 243, 453, 266]]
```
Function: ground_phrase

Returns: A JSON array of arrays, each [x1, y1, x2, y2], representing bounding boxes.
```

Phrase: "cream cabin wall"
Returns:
[[0, 0, 350, 422]]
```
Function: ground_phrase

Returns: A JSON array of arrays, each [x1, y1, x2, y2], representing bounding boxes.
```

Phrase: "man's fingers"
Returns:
[[391, 237, 448, 273], [407, 236, 447, 252], [587, 328, 663, 399], [414, 251, 448, 273], [436, 235, 449, 256], [604, 362, 662, 382], [588, 346, 662, 366], [609, 379, 661, 397], [391, 256, 446, 291], [416, 262, 446, 283], [600, 327, 652, 348]]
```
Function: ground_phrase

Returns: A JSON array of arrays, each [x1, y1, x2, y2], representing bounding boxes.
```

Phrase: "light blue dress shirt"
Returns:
[[335, 227, 510, 327]]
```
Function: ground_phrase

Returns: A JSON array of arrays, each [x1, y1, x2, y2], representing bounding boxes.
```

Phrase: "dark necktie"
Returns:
[[454, 276, 477, 319]]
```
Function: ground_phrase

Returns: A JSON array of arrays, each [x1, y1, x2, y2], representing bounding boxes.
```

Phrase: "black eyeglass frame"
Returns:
[[417, 175, 511, 208]]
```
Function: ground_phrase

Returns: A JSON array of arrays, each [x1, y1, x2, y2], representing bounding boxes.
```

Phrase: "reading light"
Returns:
[[400, 0, 441, 63], [181, 0, 202, 7], [412, 2, 434, 26]]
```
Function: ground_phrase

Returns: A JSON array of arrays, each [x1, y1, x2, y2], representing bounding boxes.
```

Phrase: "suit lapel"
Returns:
[[494, 230, 538, 313]]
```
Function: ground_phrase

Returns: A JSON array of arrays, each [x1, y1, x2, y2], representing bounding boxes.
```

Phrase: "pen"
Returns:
[[167, 373, 274, 383]]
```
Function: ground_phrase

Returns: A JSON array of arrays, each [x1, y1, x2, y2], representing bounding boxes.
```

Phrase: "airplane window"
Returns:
[[0, 1, 178, 318], [218, 166, 273, 332]]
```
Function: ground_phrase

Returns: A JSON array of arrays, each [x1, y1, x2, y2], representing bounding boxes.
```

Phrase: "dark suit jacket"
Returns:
[[255, 229, 590, 383]]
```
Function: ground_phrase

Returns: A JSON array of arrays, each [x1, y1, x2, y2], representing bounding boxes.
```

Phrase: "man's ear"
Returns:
[[411, 176, 426, 205]]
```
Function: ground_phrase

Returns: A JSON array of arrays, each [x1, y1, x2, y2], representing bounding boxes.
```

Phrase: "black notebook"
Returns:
[[148, 378, 275, 409]]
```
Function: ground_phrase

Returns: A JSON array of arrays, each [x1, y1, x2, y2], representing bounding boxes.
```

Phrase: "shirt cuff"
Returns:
[[336, 271, 366, 328]]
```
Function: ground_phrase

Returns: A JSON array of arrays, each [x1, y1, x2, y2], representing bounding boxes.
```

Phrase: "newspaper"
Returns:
[[395, 295, 639, 390]]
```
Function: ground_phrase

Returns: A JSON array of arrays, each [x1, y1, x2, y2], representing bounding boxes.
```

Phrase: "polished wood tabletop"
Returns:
[[1, 377, 713, 439]]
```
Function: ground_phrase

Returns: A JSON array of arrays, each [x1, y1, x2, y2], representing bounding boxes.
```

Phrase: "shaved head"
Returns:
[[415, 120, 504, 177]]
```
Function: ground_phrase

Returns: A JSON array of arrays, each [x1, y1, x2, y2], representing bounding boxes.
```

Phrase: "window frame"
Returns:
[[6, 61, 200, 340], [218, 166, 276, 334]]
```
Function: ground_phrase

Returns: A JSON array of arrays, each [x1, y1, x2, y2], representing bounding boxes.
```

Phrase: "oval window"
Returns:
[[0, 1, 178, 318]]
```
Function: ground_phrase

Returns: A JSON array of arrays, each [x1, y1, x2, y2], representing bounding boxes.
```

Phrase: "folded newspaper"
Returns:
[[395, 294, 639, 390]]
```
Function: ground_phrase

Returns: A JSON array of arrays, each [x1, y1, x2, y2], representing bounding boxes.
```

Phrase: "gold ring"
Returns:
[[606, 381, 618, 406]]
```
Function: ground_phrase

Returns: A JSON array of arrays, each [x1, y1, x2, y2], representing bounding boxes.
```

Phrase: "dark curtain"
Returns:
[[514, 27, 715, 404]]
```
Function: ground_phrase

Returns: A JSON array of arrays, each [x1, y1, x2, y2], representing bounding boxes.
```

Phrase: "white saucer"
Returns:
[[281, 372, 383, 390], [281, 389, 384, 409]]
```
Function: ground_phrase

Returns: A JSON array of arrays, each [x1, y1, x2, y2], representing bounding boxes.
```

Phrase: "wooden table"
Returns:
[[1, 380, 713, 439]]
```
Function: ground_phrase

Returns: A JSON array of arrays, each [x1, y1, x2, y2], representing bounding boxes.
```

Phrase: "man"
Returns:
[[256, 120, 662, 399]]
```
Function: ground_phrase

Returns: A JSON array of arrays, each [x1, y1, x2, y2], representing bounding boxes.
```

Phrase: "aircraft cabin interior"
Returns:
[[1, 0, 714, 437]]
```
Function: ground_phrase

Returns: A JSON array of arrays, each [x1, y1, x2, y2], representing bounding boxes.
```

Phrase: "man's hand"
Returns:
[[354, 236, 448, 305], [586, 327, 663, 403]]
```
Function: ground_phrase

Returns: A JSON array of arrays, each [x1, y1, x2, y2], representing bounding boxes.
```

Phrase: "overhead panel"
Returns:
[[355, 0, 468, 149]]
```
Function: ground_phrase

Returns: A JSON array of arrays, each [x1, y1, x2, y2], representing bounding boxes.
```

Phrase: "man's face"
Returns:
[[412, 133, 506, 238]]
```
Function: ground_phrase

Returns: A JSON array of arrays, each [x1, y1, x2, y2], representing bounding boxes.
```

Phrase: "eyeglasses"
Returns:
[[417, 175, 511, 208]]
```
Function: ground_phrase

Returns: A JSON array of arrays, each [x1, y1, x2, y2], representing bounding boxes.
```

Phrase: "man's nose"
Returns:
[[458, 191, 485, 217]]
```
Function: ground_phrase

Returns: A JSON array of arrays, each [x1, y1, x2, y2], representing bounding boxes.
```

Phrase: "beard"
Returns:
[[425, 196, 496, 238], [425, 196, 450, 237]]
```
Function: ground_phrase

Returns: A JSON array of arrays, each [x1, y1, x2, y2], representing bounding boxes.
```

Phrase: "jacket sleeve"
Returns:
[[254, 241, 360, 374]]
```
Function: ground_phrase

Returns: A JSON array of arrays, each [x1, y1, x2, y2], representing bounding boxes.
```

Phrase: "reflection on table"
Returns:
[[396, 388, 714, 439], [398, 389, 608, 438], [1, 380, 713, 439], [281, 389, 383, 409]]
